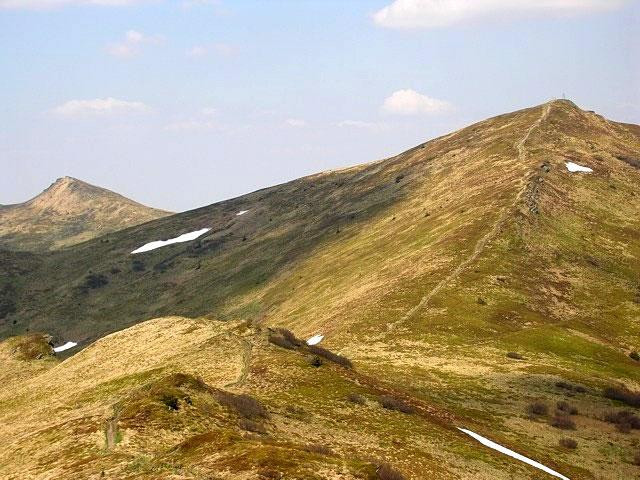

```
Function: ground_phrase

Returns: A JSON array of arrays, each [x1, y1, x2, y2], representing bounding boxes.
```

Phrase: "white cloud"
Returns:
[[0, 0, 148, 10], [186, 42, 235, 58], [163, 120, 217, 132], [373, 0, 629, 29], [181, 0, 219, 8], [285, 118, 307, 128], [336, 120, 387, 131], [164, 108, 219, 132], [186, 45, 208, 58], [52, 97, 148, 117], [382, 89, 451, 115], [106, 30, 163, 58]]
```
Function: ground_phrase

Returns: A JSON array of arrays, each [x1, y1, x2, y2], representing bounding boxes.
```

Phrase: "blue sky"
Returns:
[[1, 0, 638, 211]]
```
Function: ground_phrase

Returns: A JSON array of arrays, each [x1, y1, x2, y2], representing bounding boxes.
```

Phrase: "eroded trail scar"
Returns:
[[224, 334, 252, 389], [391, 103, 552, 329], [105, 408, 121, 450]]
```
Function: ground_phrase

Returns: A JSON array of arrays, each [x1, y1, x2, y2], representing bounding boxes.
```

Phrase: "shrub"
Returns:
[[603, 410, 640, 432], [380, 395, 415, 414], [238, 418, 267, 434], [557, 401, 578, 415], [552, 415, 576, 430], [161, 394, 180, 411], [83, 273, 108, 289], [268, 333, 296, 350], [559, 438, 577, 449], [131, 259, 146, 272], [307, 345, 352, 368], [604, 386, 640, 407], [304, 444, 333, 456], [308, 355, 323, 367], [630, 351, 640, 362], [506, 352, 523, 360], [347, 393, 365, 405], [277, 328, 302, 347], [377, 463, 406, 480], [555, 381, 587, 393], [527, 401, 549, 416], [633, 452, 640, 466], [216, 392, 269, 420]]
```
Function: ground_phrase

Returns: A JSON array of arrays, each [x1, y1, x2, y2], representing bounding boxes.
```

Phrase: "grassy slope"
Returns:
[[0, 100, 639, 479]]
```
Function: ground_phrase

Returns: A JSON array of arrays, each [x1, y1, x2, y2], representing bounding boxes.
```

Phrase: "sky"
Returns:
[[1, 0, 639, 212]]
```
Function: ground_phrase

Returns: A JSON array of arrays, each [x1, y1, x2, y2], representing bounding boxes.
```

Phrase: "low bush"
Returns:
[[161, 394, 180, 411], [380, 395, 415, 414], [304, 443, 333, 456], [557, 401, 578, 415], [83, 273, 108, 290], [307, 345, 352, 368], [268, 333, 296, 350], [603, 410, 640, 432], [216, 392, 269, 420], [377, 463, 406, 480], [633, 452, 640, 466], [527, 401, 549, 416], [559, 438, 577, 449], [604, 386, 640, 407], [552, 414, 576, 430], [555, 381, 587, 393], [238, 418, 267, 434], [555, 381, 573, 390], [307, 355, 323, 367], [131, 259, 146, 272], [277, 328, 303, 347], [506, 352, 523, 360], [347, 393, 365, 405]]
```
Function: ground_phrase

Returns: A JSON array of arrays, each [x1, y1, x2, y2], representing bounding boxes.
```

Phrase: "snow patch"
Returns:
[[131, 228, 211, 254], [306, 334, 324, 346], [566, 162, 593, 173], [457, 428, 569, 480], [236, 210, 249, 216], [53, 341, 78, 353]]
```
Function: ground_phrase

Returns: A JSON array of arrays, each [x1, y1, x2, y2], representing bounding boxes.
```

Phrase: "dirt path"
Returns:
[[390, 102, 553, 329], [224, 334, 252, 389], [104, 408, 121, 450]]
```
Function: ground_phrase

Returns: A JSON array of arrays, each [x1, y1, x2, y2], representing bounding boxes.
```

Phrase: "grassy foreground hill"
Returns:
[[1, 100, 639, 479], [0, 176, 171, 252]]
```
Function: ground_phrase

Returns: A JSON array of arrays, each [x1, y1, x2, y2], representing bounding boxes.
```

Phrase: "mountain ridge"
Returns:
[[1, 100, 639, 479], [0, 176, 172, 252]]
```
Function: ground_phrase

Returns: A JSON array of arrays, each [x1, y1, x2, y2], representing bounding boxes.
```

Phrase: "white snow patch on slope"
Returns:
[[131, 228, 211, 254], [306, 334, 324, 346], [458, 428, 569, 480], [566, 162, 593, 173], [53, 341, 78, 353], [236, 210, 249, 216]]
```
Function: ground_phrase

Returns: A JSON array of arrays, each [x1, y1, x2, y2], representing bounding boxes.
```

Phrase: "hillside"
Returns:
[[1, 100, 639, 479], [0, 176, 171, 252]]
